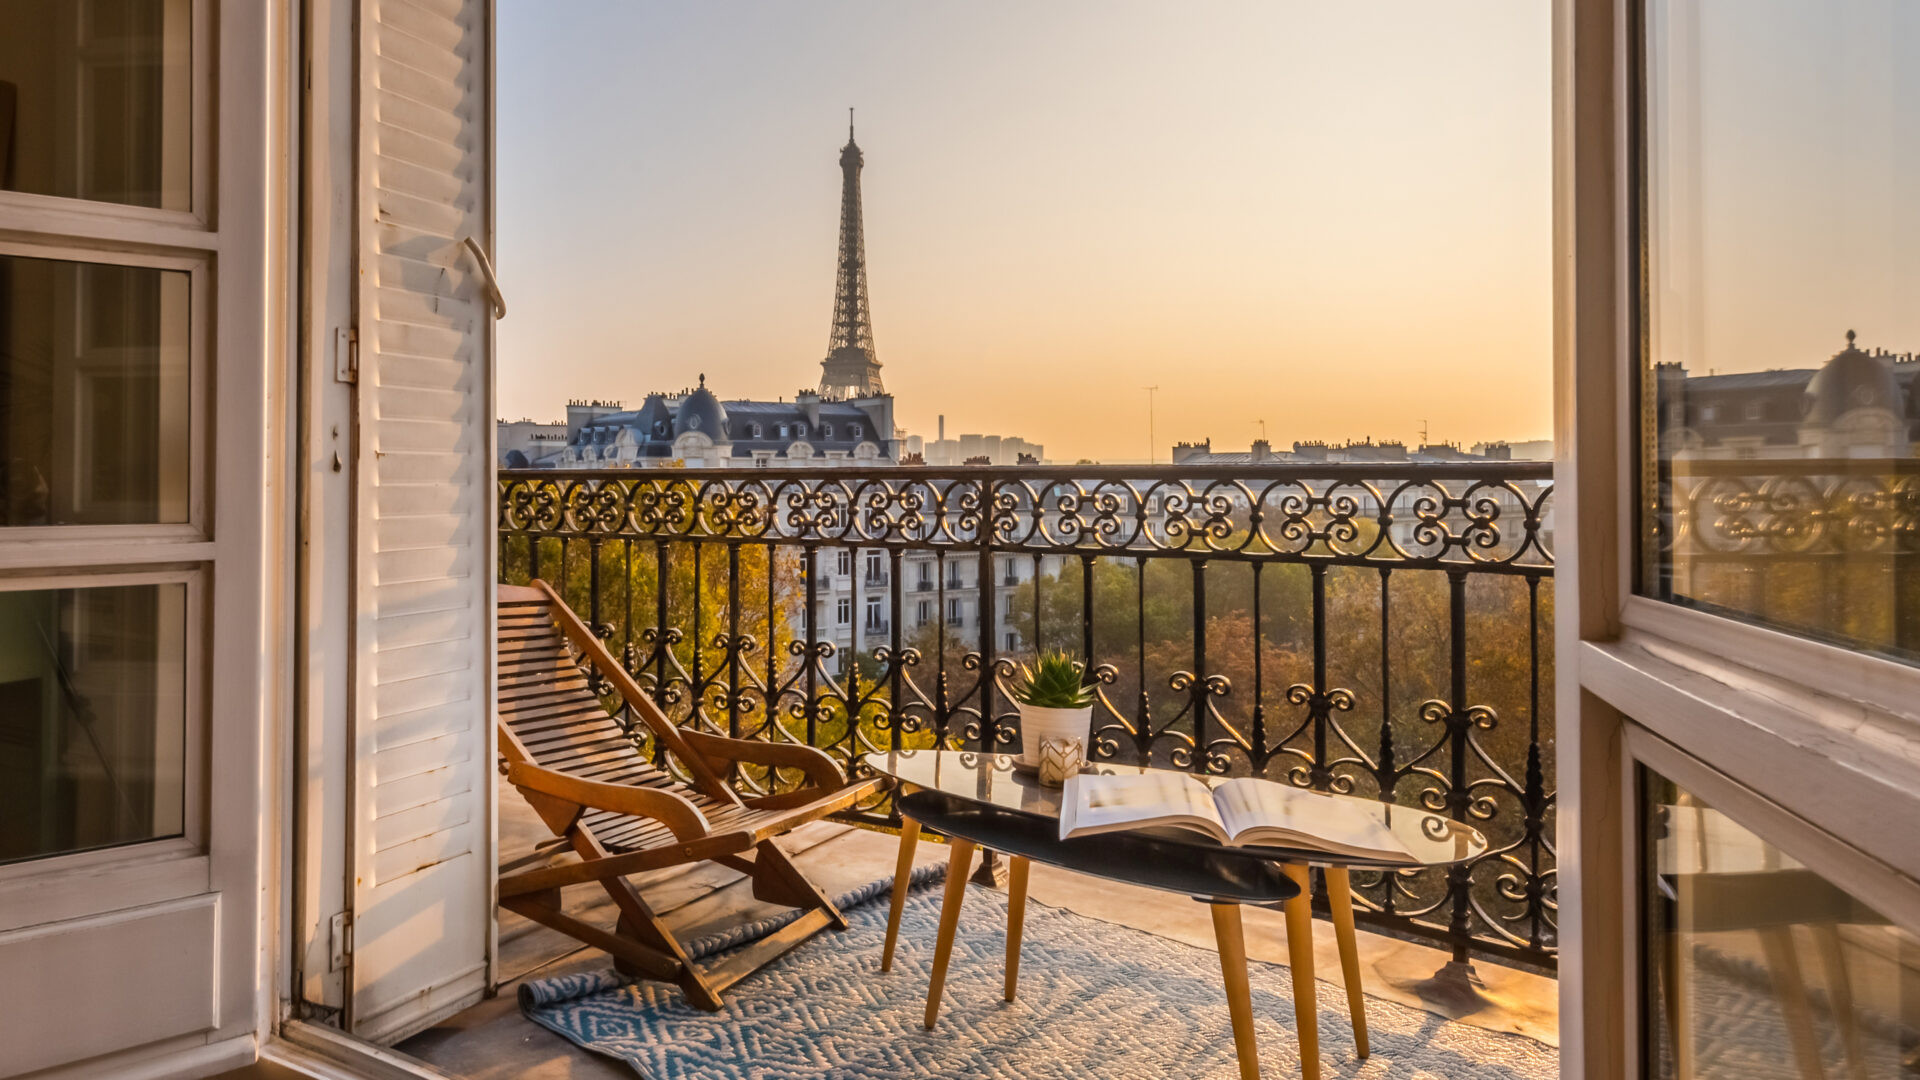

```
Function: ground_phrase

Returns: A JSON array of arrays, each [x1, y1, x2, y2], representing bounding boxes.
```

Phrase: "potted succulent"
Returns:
[[1010, 649, 1095, 767]]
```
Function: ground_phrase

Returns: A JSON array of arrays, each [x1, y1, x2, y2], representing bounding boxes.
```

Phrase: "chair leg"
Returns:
[[1280, 861, 1320, 1080], [1005, 855, 1030, 1002], [571, 828, 722, 1011], [750, 838, 848, 929], [602, 873, 723, 1010], [1325, 867, 1369, 1058], [924, 837, 977, 1030], [1210, 902, 1261, 1080], [882, 818, 922, 972]]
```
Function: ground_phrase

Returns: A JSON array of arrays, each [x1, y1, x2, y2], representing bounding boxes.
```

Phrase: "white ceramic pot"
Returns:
[[1014, 704, 1093, 766]]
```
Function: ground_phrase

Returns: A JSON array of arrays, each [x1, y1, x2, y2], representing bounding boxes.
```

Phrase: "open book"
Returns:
[[1058, 772, 1416, 862]]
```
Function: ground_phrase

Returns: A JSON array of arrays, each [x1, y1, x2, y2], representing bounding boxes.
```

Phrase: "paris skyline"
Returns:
[[496, 0, 1554, 462]]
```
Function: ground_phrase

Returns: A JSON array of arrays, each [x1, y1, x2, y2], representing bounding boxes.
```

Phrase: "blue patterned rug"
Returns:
[[518, 870, 1558, 1079]]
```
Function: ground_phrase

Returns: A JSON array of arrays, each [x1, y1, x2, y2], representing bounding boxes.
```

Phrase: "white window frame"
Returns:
[[1553, 4, 1920, 1077], [0, 1, 279, 1073], [0, 0, 215, 235], [0, 566, 208, 928], [0, 241, 212, 566]]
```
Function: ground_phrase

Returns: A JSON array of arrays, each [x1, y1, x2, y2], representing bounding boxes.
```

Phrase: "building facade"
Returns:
[[1654, 331, 1918, 461]]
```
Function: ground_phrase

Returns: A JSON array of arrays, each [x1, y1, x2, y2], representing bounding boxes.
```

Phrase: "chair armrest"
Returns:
[[678, 729, 845, 791], [505, 761, 710, 841]]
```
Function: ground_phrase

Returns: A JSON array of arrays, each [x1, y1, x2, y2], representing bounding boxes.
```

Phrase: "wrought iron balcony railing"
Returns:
[[498, 462, 1557, 971]]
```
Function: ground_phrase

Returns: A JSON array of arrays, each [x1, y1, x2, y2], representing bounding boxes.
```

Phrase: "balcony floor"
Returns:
[[398, 783, 1557, 1079]]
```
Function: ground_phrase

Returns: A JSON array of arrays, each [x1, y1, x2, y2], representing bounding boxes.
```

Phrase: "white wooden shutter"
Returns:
[[349, 0, 496, 1044]]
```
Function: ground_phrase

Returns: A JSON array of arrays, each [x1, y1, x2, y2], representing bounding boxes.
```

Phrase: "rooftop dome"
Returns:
[[674, 374, 731, 439], [502, 449, 530, 469], [1803, 331, 1901, 426]]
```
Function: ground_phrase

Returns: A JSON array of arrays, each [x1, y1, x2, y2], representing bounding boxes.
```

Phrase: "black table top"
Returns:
[[863, 749, 1487, 871], [897, 789, 1301, 905]]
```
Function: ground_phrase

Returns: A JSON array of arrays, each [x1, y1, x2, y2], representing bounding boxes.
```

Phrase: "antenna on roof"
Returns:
[[849, 107, 855, 141]]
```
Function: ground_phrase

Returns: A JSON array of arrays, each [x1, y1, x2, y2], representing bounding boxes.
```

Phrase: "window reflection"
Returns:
[[1641, 0, 1920, 662], [0, 0, 192, 210], [1643, 769, 1918, 1079], [0, 584, 186, 864], [0, 255, 190, 525]]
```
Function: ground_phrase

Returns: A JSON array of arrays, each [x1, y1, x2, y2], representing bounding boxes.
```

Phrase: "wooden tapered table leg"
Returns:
[[1211, 902, 1261, 1080], [1811, 924, 1867, 1080], [1324, 867, 1369, 1058], [923, 837, 977, 1030], [881, 817, 922, 972], [1757, 926, 1827, 1080], [1005, 855, 1030, 1001], [1280, 862, 1320, 1080]]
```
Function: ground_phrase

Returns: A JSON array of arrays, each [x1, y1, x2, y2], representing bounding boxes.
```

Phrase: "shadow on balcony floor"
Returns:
[[397, 782, 1557, 1079]]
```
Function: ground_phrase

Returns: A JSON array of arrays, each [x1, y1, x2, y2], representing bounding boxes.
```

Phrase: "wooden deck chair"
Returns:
[[495, 580, 884, 1010]]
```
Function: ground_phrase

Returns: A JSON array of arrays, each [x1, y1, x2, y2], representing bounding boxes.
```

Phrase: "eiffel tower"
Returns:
[[819, 109, 886, 401]]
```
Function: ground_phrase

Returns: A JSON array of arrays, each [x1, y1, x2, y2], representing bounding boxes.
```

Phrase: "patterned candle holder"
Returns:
[[1036, 737, 1086, 788]]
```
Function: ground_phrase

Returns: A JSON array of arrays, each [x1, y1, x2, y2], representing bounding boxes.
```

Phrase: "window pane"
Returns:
[[0, 583, 186, 864], [1642, 768, 1917, 1078], [1640, 1, 1920, 662], [0, 0, 191, 210], [0, 254, 190, 525]]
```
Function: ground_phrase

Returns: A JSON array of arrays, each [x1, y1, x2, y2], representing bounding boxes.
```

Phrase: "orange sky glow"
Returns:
[[497, 2, 1553, 462]]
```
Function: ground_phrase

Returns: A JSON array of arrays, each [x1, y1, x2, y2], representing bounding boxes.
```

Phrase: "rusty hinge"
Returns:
[[328, 910, 352, 972], [334, 325, 359, 384]]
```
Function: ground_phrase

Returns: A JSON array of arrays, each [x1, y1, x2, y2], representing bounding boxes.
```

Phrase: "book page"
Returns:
[[1213, 778, 1413, 860], [1060, 772, 1226, 842]]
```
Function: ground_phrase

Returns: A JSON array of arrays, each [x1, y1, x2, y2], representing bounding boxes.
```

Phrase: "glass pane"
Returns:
[[0, 254, 190, 525], [0, 0, 192, 209], [1640, 1, 1920, 663], [1642, 768, 1918, 1079], [0, 583, 186, 864]]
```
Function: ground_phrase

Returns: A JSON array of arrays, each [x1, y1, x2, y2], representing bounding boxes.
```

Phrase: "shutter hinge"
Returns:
[[328, 910, 352, 972], [333, 325, 359, 384]]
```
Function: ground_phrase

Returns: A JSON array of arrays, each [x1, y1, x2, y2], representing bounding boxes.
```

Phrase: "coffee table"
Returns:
[[864, 749, 1487, 1080]]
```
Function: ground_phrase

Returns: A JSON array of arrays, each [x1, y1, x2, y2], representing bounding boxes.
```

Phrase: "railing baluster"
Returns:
[[1377, 566, 1397, 920], [803, 543, 819, 747], [756, 541, 771, 734], [691, 542, 705, 727], [1444, 567, 1472, 966], [1308, 563, 1331, 789], [1525, 572, 1546, 953], [653, 539, 670, 764], [1189, 558, 1209, 773], [726, 542, 742, 741], [1251, 562, 1266, 770], [1134, 556, 1151, 763], [1080, 553, 1096, 675], [978, 476, 997, 753], [588, 537, 603, 637], [889, 546, 904, 752], [935, 548, 951, 746]]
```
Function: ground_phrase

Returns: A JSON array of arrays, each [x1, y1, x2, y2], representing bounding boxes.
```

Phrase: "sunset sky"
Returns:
[[496, 1, 1554, 462]]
